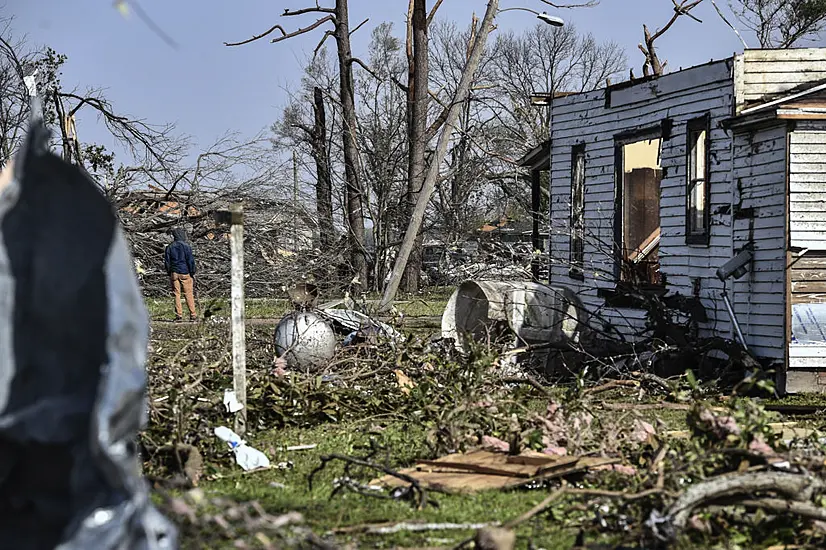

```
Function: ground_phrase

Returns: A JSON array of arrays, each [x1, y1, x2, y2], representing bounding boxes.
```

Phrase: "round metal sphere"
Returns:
[[274, 311, 337, 370]]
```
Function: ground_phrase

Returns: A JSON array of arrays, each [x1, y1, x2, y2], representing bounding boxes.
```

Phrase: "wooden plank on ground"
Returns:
[[371, 450, 618, 494]]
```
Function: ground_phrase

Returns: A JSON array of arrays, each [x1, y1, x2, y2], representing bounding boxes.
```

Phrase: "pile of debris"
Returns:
[[116, 187, 345, 298]]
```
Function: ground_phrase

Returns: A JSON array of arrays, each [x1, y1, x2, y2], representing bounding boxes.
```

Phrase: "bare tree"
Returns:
[[380, 0, 501, 310], [0, 17, 34, 166], [730, 0, 826, 47], [0, 22, 179, 191], [491, 22, 626, 149], [274, 46, 342, 238], [427, 19, 507, 242], [402, 0, 428, 292], [354, 23, 409, 289], [639, 0, 704, 77], [401, 0, 446, 292], [226, 1, 369, 287]]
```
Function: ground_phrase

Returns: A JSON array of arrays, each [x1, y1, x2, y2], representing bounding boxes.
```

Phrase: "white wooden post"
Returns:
[[229, 202, 247, 435]]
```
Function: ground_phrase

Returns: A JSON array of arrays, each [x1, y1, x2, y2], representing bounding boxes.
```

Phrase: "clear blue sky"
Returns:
[[7, 0, 799, 160]]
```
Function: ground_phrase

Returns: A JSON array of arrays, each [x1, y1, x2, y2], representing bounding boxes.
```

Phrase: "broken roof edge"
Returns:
[[722, 80, 826, 128], [740, 79, 826, 116], [519, 57, 737, 113], [517, 139, 550, 169]]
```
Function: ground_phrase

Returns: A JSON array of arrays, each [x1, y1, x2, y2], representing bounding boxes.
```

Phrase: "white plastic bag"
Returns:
[[214, 426, 270, 471]]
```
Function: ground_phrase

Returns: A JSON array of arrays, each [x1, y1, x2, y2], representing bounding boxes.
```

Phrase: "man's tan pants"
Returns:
[[170, 273, 197, 319]]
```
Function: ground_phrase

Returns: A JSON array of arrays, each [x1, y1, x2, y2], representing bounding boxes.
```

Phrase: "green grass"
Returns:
[[185, 420, 588, 549]]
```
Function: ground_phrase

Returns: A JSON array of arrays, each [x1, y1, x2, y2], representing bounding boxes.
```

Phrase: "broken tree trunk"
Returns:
[[638, 0, 704, 77], [402, 0, 429, 293], [334, 0, 367, 287], [312, 86, 334, 251], [379, 0, 499, 311]]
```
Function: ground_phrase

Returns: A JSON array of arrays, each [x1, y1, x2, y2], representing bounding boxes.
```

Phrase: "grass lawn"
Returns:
[[145, 289, 453, 321]]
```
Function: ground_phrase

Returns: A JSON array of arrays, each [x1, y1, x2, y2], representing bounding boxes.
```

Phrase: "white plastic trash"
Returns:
[[214, 426, 271, 471], [223, 390, 243, 413]]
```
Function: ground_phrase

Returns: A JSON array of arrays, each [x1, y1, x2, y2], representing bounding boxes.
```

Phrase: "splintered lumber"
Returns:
[[371, 449, 618, 493]]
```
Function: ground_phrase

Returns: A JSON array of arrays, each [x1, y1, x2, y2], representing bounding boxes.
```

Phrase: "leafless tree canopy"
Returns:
[[490, 22, 626, 145], [729, 0, 826, 47], [0, 17, 33, 166]]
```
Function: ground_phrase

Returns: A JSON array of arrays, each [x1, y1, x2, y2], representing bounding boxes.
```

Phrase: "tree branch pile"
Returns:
[[117, 185, 349, 299]]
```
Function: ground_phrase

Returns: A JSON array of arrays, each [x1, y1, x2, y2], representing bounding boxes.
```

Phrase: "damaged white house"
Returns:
[[519, 49, 826, 394]]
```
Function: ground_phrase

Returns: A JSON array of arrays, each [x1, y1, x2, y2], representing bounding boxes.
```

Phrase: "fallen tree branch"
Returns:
[[308, 453, 432, 510], [582, 379, 640, 396], [332, 521, 496, 535], [271, 15, 335, 44], [500, 375, 554, 398], [739, 498, 826, 522], [652, 471, 826, 541]]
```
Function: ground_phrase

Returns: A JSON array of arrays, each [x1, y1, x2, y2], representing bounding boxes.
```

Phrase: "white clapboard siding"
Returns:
[[738, 49, 826, 109], [790, 128, 826, 249], [730, 123, 788, 361], [547, 59, 735, 341]]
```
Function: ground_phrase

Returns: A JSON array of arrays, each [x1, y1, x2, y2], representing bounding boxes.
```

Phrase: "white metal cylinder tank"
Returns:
[[441, 280, 586, 354], [274, 311, 337, 370]]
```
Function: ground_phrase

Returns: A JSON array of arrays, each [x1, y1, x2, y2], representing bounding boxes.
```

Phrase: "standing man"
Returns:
[[164, 227, 198, 321]]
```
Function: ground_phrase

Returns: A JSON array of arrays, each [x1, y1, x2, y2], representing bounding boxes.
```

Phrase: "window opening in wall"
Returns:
[[687, 117, 710, 244], [570, 145, 586, 277], [618, 137, 662, 285]]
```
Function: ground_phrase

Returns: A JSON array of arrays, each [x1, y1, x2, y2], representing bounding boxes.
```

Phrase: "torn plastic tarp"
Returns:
[[0, 114, 176, 546]]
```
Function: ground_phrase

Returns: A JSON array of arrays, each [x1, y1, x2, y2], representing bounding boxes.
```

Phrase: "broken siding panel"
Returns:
[[553, 93, 732, 135], [731, 123, 789, 360], [741, 49, 826, 107]]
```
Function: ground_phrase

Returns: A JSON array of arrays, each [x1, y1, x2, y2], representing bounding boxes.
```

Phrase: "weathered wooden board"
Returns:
[[784, 369, 826, 393], [745, 71, 826, 85], [790, 153, 826, 164], [790, 255, 826, 269], [792, 281, 826, 293], [787, 356, 826, 368], [791, 269, 826, 281], [790, 132, 826, 144], [791, 293, 826, 305], [371, 450, 618, 494], [742, 49, 826, 104], [745, 49, 826, 62], [789, 182, 826, 194]]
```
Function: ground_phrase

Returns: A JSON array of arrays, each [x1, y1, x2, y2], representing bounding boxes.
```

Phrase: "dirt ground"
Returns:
[[142, 296, 826, 550]]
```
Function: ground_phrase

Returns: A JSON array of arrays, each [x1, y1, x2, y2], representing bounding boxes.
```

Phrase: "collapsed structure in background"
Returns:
[[520, 48, 826, 394]]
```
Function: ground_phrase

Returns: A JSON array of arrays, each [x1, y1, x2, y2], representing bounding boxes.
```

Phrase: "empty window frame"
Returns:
[[570, 144, 586, 277], [686, 115, 710, 244], [615, 133, 663, 286]]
